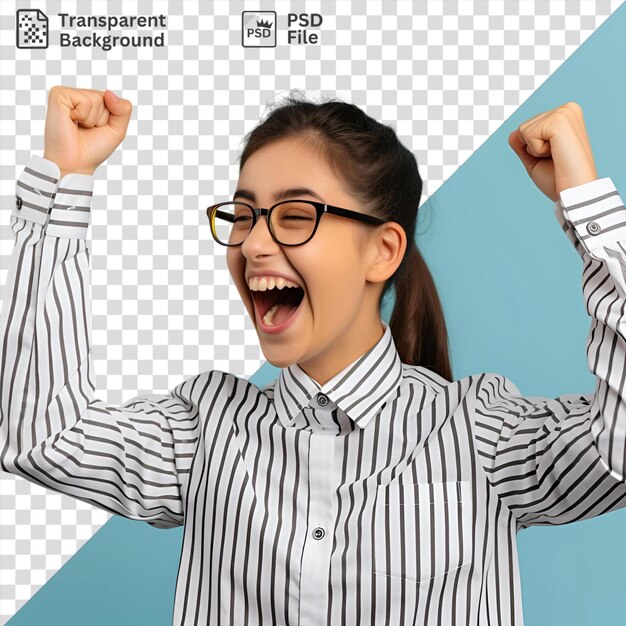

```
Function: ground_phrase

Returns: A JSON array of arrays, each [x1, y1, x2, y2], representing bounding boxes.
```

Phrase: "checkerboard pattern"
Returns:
[[0, 0, 623, 622]]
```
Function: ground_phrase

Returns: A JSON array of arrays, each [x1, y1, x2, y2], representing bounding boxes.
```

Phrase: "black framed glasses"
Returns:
[[206, 199, 387, 247]]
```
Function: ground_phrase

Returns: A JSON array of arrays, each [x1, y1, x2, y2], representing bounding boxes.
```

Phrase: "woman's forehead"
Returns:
[[240, 137, 334, 179], [237, 137, 357, 207], [237, 166, 343, 204]]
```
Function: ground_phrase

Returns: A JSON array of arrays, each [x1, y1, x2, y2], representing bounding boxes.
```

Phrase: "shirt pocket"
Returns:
[[372, 480, 473, 584]]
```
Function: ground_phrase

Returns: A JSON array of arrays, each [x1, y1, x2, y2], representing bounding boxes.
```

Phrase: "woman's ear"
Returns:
[[366, 222, 406, 284]]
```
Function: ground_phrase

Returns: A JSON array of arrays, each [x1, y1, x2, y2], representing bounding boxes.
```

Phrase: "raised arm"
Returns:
[[0, 87, 205, 528], [474, 105, 626, 528], [474, 177, 626, 527]]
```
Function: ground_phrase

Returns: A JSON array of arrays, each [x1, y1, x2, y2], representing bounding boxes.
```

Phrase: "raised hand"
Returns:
[[508, 101, 598, 202], [43, 86, 133, 178]]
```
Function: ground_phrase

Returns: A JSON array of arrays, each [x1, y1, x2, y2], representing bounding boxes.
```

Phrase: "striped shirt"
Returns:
[[2, 154, 626, 626]]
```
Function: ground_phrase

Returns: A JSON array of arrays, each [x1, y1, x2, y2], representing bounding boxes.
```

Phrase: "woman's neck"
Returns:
[[297, 318, 385, 387]]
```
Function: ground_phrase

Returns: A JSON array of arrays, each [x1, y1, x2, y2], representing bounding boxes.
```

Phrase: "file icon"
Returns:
[[16, 9, 49, 49]]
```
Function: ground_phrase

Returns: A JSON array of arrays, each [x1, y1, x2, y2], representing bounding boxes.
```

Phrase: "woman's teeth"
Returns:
[[263, 303, 282, 326]]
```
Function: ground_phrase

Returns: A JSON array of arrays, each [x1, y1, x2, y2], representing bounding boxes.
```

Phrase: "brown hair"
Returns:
[[238, 91, 453, 382]]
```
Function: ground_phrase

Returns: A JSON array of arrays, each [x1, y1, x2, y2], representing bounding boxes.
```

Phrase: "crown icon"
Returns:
[[256, 18, 272, 28]]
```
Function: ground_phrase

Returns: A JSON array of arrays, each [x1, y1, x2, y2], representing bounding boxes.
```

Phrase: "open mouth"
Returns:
[[250, 284, 305, 327]]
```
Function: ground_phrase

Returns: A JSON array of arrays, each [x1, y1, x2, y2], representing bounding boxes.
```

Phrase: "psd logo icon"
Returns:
[[242, 11, 276, 47], [16, 9, 49, 49]]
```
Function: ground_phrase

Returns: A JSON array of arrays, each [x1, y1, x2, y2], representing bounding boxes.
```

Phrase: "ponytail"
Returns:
[[388, 243, 453, 382]]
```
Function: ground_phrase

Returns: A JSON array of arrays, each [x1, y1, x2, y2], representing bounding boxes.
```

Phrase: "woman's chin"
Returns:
[[260, 348, 298, 370], [258, 329, 306, 369]]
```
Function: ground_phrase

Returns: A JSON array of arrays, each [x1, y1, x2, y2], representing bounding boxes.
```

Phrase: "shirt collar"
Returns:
[[273, 320, 404, 432]]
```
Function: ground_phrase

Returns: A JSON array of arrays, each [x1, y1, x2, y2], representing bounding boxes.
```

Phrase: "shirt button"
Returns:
[[317, 394, 329, 407], [587, 221, 601, 235], [312, 526, 325, 540], [16, 196, 22, 210]]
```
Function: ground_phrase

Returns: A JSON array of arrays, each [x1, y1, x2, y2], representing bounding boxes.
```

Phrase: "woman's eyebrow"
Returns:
[[232, 187, 325, 203]]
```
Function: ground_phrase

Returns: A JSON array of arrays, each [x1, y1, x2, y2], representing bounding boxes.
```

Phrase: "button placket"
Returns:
[[299, 433, 334, 625], [312, 526, 325, 540]]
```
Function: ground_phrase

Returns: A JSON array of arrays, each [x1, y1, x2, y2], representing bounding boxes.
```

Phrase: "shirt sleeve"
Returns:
[[474, 176, 626, 529], [0, 155, 203, 530]]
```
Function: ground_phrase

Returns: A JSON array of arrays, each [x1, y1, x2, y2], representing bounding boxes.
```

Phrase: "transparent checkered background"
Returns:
[[0, 0, 623, 622]]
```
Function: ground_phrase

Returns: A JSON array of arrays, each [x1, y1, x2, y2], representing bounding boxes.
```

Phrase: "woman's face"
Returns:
[[226, 136, 403, 384]]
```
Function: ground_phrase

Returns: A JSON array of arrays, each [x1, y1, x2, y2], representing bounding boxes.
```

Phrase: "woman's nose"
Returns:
[[241, 214, 278, 255]]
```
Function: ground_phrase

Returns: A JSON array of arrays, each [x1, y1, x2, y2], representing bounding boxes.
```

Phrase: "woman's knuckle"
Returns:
[[561, 102, 583, 118]]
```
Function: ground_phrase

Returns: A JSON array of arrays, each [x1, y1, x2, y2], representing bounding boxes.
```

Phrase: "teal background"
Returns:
[[8, 4, 626, 625]]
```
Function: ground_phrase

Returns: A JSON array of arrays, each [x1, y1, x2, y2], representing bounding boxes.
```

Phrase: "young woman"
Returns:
[[1, 87, 625, 626]]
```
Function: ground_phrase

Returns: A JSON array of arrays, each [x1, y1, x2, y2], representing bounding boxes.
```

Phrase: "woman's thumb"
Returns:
[[104, 90, 132, 135]]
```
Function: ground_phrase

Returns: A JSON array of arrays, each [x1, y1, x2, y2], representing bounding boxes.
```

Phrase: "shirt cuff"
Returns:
[[13, 155, 95, 239], [14, 154, 58, 225], [555, 177, 626, 256]]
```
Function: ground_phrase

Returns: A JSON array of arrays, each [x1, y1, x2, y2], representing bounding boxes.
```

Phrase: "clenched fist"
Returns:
[[43, 86, 133, 179], [508, 101, 598, 202]]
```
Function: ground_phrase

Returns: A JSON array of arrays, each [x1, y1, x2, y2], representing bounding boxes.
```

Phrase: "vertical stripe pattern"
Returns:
[[2, 156, 626, 625]]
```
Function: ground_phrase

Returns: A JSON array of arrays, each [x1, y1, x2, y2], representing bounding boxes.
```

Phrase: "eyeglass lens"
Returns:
[[212, 202, 317, 246]]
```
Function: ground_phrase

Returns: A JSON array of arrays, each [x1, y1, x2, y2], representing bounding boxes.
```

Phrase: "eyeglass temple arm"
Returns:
[[214, 208, 236, 223], [327, 204, 386, 225]]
